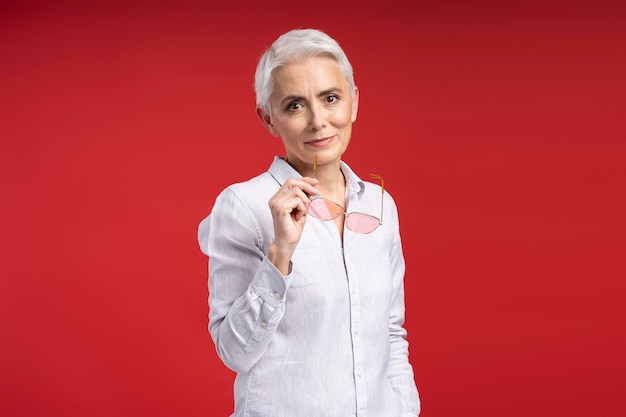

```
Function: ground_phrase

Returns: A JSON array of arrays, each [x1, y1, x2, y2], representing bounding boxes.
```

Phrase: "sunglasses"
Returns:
[[307, 155, 384, 234]]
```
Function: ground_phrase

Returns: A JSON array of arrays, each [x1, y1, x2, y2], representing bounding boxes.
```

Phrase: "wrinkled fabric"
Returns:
[[198, 156, 420, 417]]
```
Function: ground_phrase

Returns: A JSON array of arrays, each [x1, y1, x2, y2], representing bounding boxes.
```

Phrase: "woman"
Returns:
[[198, 28, 420, 417]]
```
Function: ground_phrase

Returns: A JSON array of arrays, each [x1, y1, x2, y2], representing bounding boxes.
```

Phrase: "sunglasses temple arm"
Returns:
[[380, 185, 384, 225], [369, 173, 385, 226], [378, 176, 385, 225]]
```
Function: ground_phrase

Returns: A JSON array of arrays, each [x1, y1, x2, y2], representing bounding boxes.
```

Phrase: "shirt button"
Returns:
[[261, 321, 268, 328], [358, 411, 365, 417], [273, 291, 282, 300]]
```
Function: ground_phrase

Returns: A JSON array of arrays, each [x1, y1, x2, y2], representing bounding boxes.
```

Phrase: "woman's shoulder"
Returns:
[[213, 171, 277, 214], [225, 170, 276, 195]]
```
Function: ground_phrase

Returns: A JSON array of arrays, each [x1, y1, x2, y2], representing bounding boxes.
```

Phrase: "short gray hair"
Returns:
[[254, 28, 355, 114]]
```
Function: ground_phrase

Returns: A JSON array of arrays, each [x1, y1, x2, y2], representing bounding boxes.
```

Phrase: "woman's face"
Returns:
[[259, 55, 359, 173]]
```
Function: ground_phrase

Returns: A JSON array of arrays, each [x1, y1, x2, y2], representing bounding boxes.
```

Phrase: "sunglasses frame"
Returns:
[[308, 155, 385, 234]]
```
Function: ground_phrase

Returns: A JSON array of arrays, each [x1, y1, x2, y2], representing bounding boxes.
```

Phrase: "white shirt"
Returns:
[[198, 156, 420, 417]]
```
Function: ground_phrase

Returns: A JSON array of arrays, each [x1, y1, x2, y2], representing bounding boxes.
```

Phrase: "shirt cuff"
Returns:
[[251, 256, 293, 308]]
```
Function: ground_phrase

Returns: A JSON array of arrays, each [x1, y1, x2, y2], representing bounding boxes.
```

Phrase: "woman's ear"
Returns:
[[351, 86, 360, 123], [256, 107, 278, 137]]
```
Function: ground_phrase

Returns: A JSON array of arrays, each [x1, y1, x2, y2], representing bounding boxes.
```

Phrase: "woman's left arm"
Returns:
[[388, 200, 421, 416]]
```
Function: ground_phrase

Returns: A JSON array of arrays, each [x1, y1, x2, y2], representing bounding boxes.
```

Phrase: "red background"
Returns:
[[1, 1, 625, 416]]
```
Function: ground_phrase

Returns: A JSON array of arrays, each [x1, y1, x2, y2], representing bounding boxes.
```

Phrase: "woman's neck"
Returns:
[[314, 164, 345, 202]]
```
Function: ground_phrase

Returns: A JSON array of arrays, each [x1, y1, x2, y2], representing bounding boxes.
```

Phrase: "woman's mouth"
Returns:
[[306, 136, 334, 147]]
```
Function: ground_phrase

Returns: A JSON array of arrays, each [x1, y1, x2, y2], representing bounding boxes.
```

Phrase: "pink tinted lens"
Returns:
[[346, 213, 380, 233], [308, 197, 344, 220]]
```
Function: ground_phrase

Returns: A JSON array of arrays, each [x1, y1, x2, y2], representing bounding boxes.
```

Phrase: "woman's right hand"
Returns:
[[267, 177, 318, 274]]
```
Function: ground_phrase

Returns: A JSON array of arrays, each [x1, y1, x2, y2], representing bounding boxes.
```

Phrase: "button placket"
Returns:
[[345, 255, 367, 415]]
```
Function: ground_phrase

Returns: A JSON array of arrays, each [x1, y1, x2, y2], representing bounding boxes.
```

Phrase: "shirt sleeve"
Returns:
[[387, 201, 421, 416], [198, 187, 292, 373]]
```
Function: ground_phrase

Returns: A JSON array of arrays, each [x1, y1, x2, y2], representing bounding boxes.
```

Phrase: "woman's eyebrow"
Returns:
[[279, 95, 306, 107], [318, 88, 342, 97]]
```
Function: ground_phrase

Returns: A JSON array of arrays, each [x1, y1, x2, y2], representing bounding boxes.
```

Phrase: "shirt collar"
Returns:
[[267, 156, 365, 195]]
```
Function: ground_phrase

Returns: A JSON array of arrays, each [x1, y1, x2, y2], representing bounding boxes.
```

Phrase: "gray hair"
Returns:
[[254, 28, 355, 114]]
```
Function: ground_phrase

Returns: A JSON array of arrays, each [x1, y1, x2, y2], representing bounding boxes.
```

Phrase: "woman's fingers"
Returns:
[[268, 177, 320, 244], [272, 178, 318, 215], [284, 177, 319, 198]]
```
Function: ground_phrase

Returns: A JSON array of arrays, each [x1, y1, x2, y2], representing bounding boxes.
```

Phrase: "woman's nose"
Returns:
[[307, 104, 326, 130]]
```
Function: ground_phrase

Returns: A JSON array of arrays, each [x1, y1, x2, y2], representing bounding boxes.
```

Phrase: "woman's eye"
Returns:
[[287, 102, 302, 111]]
